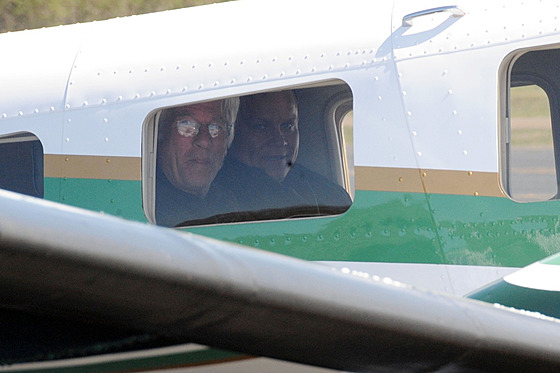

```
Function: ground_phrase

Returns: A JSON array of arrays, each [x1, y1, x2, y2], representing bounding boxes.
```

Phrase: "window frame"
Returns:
[[326, 92, 354, 197], [500, 47, 560, 202], [141, 81, 354, 227], [0, 132, 44, 198]]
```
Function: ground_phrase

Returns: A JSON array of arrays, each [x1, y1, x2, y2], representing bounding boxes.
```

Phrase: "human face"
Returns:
[[159, 101, 229, 197], [231, 92, 299, 182]]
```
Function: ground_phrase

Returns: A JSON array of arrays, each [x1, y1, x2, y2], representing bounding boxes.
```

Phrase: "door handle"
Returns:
[[402, 6, 465, 27]]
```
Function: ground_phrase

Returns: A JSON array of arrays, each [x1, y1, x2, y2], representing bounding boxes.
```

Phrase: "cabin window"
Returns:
[[502, 49, 560, 202], [0, 132, 44, 198], [142, 82, 353, 227]]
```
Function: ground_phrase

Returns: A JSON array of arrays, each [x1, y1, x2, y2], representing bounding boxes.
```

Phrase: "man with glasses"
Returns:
[[156, 98, 239, 227]]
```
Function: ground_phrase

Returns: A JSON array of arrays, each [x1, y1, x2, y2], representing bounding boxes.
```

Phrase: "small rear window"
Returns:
[[0, 132, 44, 198]]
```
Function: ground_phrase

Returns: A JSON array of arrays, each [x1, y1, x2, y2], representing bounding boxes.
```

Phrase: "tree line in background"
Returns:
[[0, 0, 231, 33]]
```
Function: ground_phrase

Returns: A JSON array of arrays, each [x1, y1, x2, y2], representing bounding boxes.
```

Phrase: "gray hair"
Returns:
[[158, 97, 240, 147], [221, 96, 239, 146]]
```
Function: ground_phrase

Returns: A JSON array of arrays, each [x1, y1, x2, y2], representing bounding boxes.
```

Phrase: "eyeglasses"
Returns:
[[175, 119, 229, 139]]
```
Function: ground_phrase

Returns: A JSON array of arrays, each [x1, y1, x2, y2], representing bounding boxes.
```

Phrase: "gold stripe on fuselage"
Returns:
[[45, 155, 141, 181], [43, 156, 504, 197], [355, 166, 505, 197]]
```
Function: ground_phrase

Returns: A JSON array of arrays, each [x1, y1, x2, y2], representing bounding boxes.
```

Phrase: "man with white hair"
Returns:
[[156, 98, 239, 227]]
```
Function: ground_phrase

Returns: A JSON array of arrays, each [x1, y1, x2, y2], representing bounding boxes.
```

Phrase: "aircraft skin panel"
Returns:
[[62, 1, 393, 113], [0, 114, 66, 158], [38, 165, 560, 269], [395, 48, 500, 173], [0, 1, 390, 157], [0, 24, 89, 119], [189, 188, 560, 268], [391, 0, 560, 174], [392, 0, 560, 61], [351, 62, 420, 170]]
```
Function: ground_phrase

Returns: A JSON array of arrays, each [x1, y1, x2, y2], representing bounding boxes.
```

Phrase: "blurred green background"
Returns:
[[0, 0, 232, 33], [510, 85, 552, 147]]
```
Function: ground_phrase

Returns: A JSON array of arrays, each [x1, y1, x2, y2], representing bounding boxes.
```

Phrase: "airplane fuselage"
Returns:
[[2, 0, 560, 371]]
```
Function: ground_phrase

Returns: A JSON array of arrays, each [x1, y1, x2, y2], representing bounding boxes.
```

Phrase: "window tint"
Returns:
[[0, 133, 44, 198], [143, 83, 353, 227], [502, 48, 560, 202]]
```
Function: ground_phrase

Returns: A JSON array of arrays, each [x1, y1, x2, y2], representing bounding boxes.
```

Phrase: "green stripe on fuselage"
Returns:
[[45, 178, 146, 222], [45, 179, 560, 268], [190, 190, 442, 263], [427, 193, 560, 267]]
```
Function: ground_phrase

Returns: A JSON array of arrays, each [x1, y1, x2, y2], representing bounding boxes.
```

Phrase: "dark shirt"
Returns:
[[155, 168, 239, 227], [215, 157, 352, 222], [214, 157, 304, 221], [283, 163, 352, 216]]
